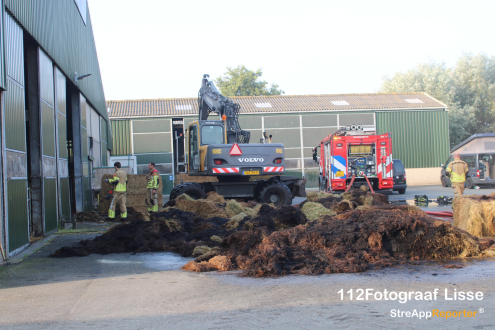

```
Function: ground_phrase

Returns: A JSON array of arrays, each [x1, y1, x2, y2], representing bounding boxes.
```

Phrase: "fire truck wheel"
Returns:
[[169, 183, 206, 200], [258, 181, 292, 207]]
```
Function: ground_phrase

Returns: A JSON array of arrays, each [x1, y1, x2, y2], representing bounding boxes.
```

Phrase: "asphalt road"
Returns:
[[294, 184, 495, 210]]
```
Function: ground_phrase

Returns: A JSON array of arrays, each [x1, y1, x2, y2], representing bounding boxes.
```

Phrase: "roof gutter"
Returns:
[[109, 107, 447, 120]]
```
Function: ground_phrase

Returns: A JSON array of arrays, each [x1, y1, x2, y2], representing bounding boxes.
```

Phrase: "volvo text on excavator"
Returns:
[[169, 74, 306, 206]]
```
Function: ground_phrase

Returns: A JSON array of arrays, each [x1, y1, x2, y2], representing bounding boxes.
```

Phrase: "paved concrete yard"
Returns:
[[1, 185, 495, 329]]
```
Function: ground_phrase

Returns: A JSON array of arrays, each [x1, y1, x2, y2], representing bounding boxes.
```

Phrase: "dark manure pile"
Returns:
[[51, 192, 495, 277]]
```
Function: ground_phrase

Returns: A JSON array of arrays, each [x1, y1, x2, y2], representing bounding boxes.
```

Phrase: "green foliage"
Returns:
[[380, 54, 495, 147], [215, 65, 284, 96]]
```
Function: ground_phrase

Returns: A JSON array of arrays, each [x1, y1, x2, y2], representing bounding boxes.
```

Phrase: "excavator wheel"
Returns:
[[257, 181, 292, 207], [169, 183, 206, 200]]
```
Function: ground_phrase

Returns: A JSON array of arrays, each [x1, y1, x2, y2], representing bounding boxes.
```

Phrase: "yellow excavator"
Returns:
[[170, 74, 306, 206]]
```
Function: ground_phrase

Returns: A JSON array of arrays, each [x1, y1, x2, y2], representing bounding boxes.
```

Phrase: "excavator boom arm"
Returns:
[[198, 74, 250, 144]]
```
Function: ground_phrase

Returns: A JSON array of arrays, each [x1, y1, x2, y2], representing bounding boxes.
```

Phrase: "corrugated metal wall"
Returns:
[[5, 79, 25, 151], [0, 0, 5, 90], [39, 49, 58, 233], [111, 120, 131, 156], [4, 12, 28, 254], [7, 180, 28, 252], [376, 110, 450, 168], [101, 117, 108, 166], [3, 0, 110, 136], [80, 94, 91, 211], [55, 67, 70, 221]]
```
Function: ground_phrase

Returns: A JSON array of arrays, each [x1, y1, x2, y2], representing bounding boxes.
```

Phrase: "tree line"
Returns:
[[380, 54, 495, 147], [216, 56, 495, 148]]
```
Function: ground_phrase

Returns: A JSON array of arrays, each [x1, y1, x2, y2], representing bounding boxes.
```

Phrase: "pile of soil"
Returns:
[[99, 174, 163, 214], [51, 205, 304, 259], [453, 193, 495, 237], [51, 190, 495, 277]]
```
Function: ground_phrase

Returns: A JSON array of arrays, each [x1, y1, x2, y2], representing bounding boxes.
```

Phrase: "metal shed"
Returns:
[[107, 92, 450, 194], [1, 0, 110, 260]]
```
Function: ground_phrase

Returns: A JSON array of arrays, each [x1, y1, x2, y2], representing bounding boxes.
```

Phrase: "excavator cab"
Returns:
[[187, 120, 226, 174]]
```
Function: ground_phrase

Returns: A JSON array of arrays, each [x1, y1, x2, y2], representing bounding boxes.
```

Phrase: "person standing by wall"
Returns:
[[106, 162, 128, 220], [146, 162, 160, 212], [446, 152, 469, 197]]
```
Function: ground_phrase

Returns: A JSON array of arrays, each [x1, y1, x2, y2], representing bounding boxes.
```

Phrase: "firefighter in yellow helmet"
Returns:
[[105, 162, 128, 220], [446, 152, 469, 197], [146, 162, 160, 212]]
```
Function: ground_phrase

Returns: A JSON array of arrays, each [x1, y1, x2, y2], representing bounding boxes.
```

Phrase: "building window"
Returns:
[[74, 0, 87, 25]]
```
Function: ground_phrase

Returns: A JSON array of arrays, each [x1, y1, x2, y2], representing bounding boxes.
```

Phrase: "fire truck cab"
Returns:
[[313, 125, 393, 192]]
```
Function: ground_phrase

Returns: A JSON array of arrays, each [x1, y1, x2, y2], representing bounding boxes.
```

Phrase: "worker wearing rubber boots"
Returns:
[[446, 152, 469, 197], [106, 162, 128, 220], [146, 162, 160, 212]]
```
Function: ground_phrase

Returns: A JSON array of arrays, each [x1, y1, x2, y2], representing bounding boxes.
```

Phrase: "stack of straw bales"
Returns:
[[453, 193, 495, 237], [98, 174, 163, 214]]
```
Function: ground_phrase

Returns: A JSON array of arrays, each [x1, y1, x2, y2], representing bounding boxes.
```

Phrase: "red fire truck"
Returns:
[[312, 125, 393, 192]]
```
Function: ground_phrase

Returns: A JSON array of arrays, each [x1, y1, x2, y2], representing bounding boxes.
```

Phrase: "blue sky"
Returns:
[[88, 0, 495, 101]]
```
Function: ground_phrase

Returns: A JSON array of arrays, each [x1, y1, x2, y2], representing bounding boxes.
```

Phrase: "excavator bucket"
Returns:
[[292, 177, 307, 198]]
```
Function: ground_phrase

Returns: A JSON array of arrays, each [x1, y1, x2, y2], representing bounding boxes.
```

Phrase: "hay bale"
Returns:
[[306, 191, 336, 202], [161, 219, 181, 232], [358, 193, 375, 206], [192, 246, 213, 257], [223, 212, 248, 229], [176, 194, 194, 202], [224, 219, 241, 230], [481, 244, 495, 257], [205, 191, 226, 204], [210, 235, 223, 243], [453, 195, 495, 237], [226, 200, 245, 218], [331, 200, 354, 213], [342, 191, 354, 201], [175, 199, 229, 219], [208, 256, 233, 271], [98, 174, 163, 214], [243, 207, 258, 217], [181, 261, 216, 272], [301, 202, 336, 221], [231, 212, 248, 221]]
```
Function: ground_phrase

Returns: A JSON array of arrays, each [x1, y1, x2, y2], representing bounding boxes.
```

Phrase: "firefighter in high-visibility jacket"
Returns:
[[146, 162, 160, 212], [446, 152, 469, 197], [105, 162, 128, 219]]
